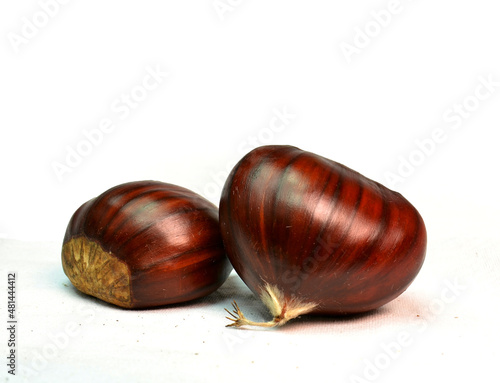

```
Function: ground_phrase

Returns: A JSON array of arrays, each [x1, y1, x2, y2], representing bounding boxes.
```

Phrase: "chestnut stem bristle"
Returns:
[[225, 284, 317, 329]]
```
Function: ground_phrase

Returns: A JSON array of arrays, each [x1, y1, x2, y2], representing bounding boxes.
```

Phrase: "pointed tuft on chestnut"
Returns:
[[62, 180, 232, 309], [220, 145, 427, 328]]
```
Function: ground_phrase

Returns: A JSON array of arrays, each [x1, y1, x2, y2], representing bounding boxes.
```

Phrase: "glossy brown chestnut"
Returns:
[[220, 145, 426, 327], [62, 181, 232, 308]]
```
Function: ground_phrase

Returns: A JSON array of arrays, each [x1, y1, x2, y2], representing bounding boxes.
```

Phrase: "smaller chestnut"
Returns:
[[62, 181, 232, 308]]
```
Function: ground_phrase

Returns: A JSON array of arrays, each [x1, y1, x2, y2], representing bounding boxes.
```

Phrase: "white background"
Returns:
[[1, 1, 499, 382]]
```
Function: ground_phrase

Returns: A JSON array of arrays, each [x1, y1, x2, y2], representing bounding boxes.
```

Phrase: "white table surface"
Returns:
[[2, 211, 499, 383]]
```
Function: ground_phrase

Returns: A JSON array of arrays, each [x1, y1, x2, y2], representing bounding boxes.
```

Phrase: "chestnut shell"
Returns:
[[219, 146, 427, 315], [62, 181, 232, 308]]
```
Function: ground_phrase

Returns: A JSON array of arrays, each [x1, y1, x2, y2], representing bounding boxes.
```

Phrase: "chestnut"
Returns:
[[62, 181, 232, 308], [220, 145, 427, 327]]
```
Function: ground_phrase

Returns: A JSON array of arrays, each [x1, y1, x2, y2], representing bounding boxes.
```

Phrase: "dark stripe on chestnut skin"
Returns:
[[270, 152, 307, 281], [132, 248, 229, 306], [349, 217, 425, 313], [320, 175, 364, 270], [326, 187, 389, 298], [100, 192, 205, 244], [279, 154, 341, 288], [113, 206, 212, 255], [345, 181, 390, 273], [221, 152, 259, 275], [307, 166, 345, 258], [263, 148, 306, 282], [80, 181, 207, 241], [297, 169, 366, 297], [294, 162, 337, 276], [102, 185, 210, 238], [224, 148, 282, 289], [245, 148, 299, 290], [97, 188, 178, 239], [377, 200, 419, 272], [392, 205, 425, 275], [324, 193, 423, 312], [239, 154, 276, 286], [286, 168, 345, 293], [134, 241, 224, 272], [81, 183, 160, 238], [65, 185, 155, 242], [309, 200, 361, 300]]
